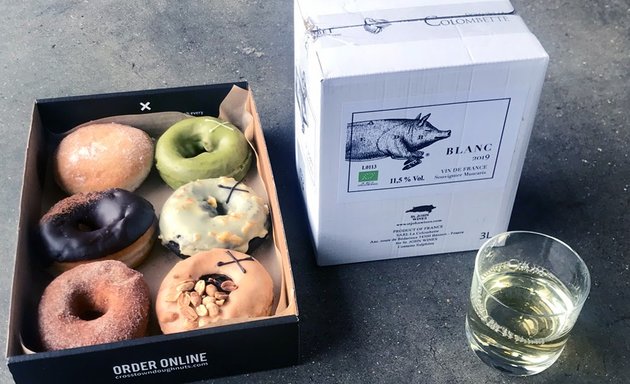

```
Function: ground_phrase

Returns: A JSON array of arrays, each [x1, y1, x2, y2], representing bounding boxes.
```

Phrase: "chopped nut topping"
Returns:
[[214, 291, 229, 301], [202, 296, 214, 307], [194, 280, 206, 295], [181, 305, 199, 322], [171, 274, 237, 322], [195, 304, 209, 317], [205, 284, 217, 296], [190, 291, 202, 307], [206, 302, 220, 317], [220, 280, 238, 292], [177, 292, 191, 308], [176, 280, 195, 292]]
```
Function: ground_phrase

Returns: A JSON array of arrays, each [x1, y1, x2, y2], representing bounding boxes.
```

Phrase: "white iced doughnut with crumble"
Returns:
[[159, 177, 269, 257]]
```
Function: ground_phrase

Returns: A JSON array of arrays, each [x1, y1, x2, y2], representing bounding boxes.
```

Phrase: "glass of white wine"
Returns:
[[465, 231, 590, 376]]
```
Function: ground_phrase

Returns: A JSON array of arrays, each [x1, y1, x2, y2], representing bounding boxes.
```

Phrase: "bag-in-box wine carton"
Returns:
[[294, 0, 548, 265]]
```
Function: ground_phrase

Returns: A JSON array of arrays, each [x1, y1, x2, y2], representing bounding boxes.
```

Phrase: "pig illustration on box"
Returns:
[[345, 113, 451, 170]]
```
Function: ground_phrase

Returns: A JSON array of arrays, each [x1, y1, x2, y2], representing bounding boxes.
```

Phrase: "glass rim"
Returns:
[[474, 230, 591, 317]]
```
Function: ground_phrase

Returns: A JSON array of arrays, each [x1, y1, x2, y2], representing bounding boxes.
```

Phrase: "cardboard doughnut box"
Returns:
[[6, 82, 299, 383]]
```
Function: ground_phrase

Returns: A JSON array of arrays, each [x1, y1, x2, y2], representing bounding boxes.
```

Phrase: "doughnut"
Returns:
[[159, 177, 268, 257], [38, 260, 150, 351], [155, 116, 253, 189], [54, 122, 154, 194], [39, 188, 157, 272], [156, 249, 274, 334]]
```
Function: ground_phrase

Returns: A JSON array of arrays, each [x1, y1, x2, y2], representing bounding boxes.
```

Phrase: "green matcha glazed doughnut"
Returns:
[[155, 117, 253, 189]]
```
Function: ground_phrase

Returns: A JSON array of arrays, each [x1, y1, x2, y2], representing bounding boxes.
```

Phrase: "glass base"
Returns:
[[465, 317, 562, 376]]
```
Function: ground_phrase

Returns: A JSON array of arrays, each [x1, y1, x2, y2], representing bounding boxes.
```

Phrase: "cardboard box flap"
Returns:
[[303, 18, 546, 80], [297, 0, 515, 31]]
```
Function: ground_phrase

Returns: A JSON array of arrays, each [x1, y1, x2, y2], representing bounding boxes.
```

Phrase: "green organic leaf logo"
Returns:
[[358, 171, 379, 182]]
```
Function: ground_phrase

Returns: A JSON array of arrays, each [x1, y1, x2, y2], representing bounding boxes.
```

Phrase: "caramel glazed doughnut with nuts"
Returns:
[[156, 249, 274, 334]]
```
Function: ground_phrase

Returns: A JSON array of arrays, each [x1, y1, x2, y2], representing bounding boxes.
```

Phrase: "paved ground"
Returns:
[[1, 1, 629, 383]]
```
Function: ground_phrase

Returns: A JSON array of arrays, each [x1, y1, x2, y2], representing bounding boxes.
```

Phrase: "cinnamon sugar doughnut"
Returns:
[[37, 260, 150, 351], [156, 249, 274, 334], [54, 122, 154, 194]]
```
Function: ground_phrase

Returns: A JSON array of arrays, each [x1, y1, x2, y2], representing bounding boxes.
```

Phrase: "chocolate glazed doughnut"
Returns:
[[39, 188, 157, 272]]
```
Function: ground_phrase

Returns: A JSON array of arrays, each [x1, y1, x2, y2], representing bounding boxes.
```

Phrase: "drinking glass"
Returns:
[[465, 231, 590, 376]]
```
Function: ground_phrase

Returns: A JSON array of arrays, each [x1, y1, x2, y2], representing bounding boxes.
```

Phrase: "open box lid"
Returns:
[[296, 0, 515, 31]]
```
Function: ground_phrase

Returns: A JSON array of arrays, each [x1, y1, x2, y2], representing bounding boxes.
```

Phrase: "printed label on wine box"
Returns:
[[386, 215, 449, 250], [343, 98, 511, 193], [359, 194, 489, 256]]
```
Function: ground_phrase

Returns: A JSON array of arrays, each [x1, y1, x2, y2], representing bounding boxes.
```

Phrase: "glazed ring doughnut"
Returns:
[[156, 249, 274, 334], [38, 260, 150, 351], [39, 188, 157, 272], [54, 122, 154, 194], [155, 116, 253, 189], [159, 177, 268, 257]]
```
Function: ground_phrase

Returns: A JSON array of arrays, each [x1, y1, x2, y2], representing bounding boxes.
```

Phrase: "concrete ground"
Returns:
[[1, 1, 629, 383]]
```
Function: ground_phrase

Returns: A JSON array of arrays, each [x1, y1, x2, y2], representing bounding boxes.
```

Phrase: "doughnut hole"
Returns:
[[69, 290, 109, 321], [214, 202, 228, 216], [200, 199, 228, 216], [76, 219, 97, 232], [177, 140, 208, 159]]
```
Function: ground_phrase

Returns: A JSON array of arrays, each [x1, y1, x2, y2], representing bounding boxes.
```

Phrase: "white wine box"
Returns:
[[294, 0, 549, 265]]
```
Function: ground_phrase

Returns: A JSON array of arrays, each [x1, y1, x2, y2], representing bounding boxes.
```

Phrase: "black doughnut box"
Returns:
[[6, 82, 299, 383]]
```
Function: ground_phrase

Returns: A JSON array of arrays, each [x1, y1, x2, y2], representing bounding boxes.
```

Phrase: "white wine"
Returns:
[[465, 260, 577, 376], [465, 232, 590, 376]]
